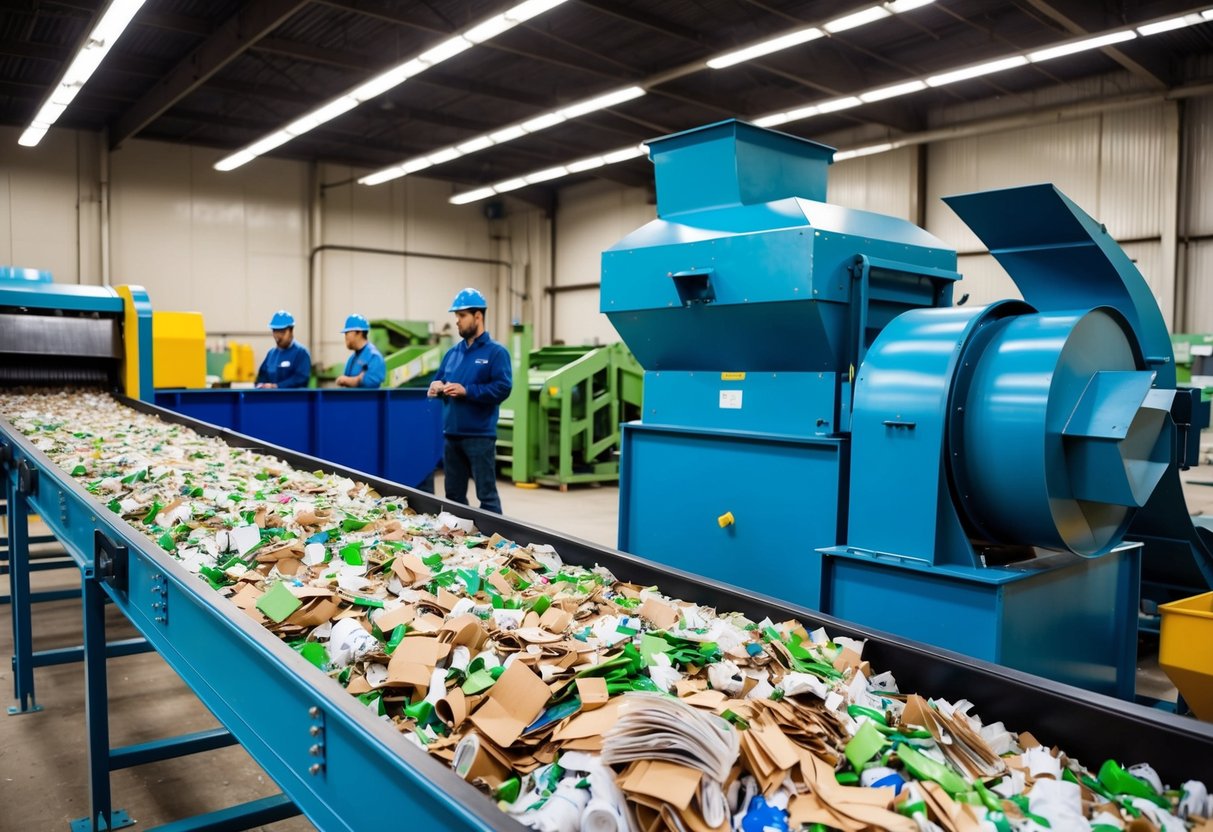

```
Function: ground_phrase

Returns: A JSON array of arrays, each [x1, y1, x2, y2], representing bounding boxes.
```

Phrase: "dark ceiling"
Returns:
[[3, 0, 1213, 201]]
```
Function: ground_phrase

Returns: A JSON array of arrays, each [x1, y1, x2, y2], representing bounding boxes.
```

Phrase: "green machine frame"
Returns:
[[313, 320, 447, 388], [497, 324, 642, 489]]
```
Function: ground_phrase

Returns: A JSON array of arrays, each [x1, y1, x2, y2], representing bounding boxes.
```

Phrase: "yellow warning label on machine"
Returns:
[[720, 372, 746, 380]]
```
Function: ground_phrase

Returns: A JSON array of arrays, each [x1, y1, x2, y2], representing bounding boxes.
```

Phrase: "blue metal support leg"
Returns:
[[78, 569, 133, 832], [6, 472, 41, 715]]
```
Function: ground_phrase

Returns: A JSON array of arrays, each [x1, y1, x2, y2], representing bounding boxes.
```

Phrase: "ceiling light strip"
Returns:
[[213, 0, 570, 172], [357, 85, 646, 186], [19, 0, 147, 147], [446, 7, 1213, 204], [707, 1, 935, 70]]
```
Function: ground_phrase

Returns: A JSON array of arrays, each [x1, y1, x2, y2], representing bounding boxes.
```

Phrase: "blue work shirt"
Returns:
[[435, 331, 512, 437], [255, 342, 311, 388], [343, 342, 386, 388]]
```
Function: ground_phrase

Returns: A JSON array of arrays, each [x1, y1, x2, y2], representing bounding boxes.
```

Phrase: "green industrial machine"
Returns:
[[497, 324, 642, 489], [1171, 333, 1213, 398], [313, 319, 447, 388]]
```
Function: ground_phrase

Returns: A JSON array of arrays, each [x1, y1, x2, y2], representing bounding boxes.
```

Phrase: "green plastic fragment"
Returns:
[[143, 500, 163, 524], [496, 777, 522, 804], [156, 533, 175, 552], [384, 624, 408, 655], [1097, 761, 1170, 809], [458, 569, 482, 595], [422, 553, 444, 568], [256, 582, 303, 623], [339, 542, 364, 565], [721, 709, 749, 730], [107, 499, 121, 513], [894, 742, 971, 797], [529, 595, 552, 616], [462, 668, 498, 695], [845, 720, 890, 772], [293, 641, 329, 669], [71, 464, 87, 476]]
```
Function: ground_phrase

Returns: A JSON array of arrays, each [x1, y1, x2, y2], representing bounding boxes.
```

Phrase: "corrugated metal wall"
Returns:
[[3, 127, 549, 370], [827, 146, 918, 220], [924, 102, 1177, 322], [551, 179, 655, 346], [1183, 94, 1213, 332]]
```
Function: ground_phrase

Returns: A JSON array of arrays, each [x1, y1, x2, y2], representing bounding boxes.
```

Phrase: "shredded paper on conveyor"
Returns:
[[3, 389, 1211, 832]]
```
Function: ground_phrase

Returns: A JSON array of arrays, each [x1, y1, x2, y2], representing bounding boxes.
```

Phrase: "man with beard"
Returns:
[[255, 309, 312, 388], [427, 288, 512, 513]]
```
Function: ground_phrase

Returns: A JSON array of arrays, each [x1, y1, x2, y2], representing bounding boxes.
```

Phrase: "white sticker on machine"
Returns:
[[719, 390, 743, 409]]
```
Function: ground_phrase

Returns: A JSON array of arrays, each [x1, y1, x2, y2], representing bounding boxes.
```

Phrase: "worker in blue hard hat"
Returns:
[[255, 309, 311, 389], [427, 287, 512, 513], [335, 313, 386, 388]]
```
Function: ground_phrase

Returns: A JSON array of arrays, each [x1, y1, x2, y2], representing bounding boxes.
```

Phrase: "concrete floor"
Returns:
[[1, 468, 1208, 831]]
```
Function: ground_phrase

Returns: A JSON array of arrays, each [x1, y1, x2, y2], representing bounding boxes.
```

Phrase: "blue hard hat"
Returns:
[[342, 313, 370, 332], [449, 287, 488, 312], [268, 309, 295, 329]]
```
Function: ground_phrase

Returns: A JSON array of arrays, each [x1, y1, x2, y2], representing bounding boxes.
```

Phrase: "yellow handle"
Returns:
[[717, 511, 735, 528]]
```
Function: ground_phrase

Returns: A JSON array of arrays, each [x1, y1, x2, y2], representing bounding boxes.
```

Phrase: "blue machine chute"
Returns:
[[607, 120, 1211, 698]]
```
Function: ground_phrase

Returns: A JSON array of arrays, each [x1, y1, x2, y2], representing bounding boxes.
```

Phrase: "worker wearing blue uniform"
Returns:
[[255, 309, 311, 389], [428, 288, 512, 513], [336, 314, 386, 388]]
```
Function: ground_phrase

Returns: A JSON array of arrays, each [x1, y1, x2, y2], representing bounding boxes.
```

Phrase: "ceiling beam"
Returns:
[[108, 0, 311, 149], [572, 0, 706, 45]]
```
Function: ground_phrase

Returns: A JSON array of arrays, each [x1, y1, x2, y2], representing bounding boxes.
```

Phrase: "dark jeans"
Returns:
[[444, 435, 501, 513]]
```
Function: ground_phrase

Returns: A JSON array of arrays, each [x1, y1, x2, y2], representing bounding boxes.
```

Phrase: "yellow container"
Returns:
[[152, 311, 206, 388], [1158, 590, 1213, 720]]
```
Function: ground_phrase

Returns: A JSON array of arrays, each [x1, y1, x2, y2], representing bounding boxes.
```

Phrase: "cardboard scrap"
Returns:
[[468, 660, 553, 748]]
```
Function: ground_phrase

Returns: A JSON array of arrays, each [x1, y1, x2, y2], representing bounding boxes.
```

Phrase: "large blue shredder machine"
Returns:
[[607, 120, 1212, 699]]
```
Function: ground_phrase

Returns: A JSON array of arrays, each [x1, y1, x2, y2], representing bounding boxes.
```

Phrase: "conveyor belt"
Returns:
[[4, 391, 1213, 830]]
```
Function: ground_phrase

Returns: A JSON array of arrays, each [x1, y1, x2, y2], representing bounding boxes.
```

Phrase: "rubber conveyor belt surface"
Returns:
[[2, 391, 1212, 831]]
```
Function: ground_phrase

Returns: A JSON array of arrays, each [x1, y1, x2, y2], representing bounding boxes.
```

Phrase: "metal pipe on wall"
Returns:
[[306, 244, 512, 360], [99, 128, 111, 287]]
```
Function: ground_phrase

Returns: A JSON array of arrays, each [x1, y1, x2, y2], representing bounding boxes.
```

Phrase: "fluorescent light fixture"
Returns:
[[860, 79, 926, 102], [451, 187, 497, 205], [19, 0, 147, 148], [359, 166, 405, 186], [490, 125, 528, 143], [1028, 30, 1136, 63], [753, 113, 792, 127], [349, 61, 428, 101], [603, 145, 647, 164], [494, 178, 528, 193], [926, 55, 1029, 86], [360, 85, 648, 186], [214, 0, 569, 172], [457, 136, 494, 154], [1136, 13, 1206, 36], [402, 158, 434, 174], [525, 166, 569, 184], [464, 14, 513, 43], [825, 5, 891, 33], [504, 0, 566, 22], [427, 147, 462, 165], [559, 85, 646, 119], [521, 112, 567, 132], [284, 97, 358, 135], [419, 35, 473, 65], [707, 28, 823, 69], [566, 156, 606, 173], [816, 96, 863, 113], [18, 124, 49, 147], [834, 142, 894, 161]]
